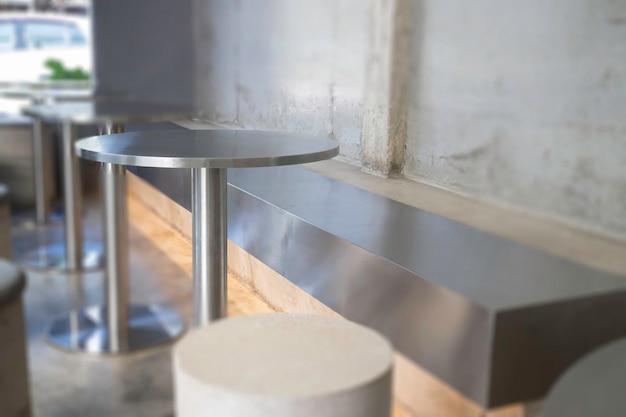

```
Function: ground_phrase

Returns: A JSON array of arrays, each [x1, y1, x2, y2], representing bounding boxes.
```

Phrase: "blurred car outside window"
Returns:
[[0, 21, 14, 51], [0, 12, 91, 115], [22, 19, 85, 49]]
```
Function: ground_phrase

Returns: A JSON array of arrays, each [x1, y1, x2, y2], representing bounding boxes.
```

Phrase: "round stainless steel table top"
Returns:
[[75, 129, 340, 168], [542, 337, 626, 417], [21, 99, 196, 125]]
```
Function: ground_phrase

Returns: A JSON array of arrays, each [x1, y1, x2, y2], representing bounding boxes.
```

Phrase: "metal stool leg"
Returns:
[[192, 167, 227, 326]]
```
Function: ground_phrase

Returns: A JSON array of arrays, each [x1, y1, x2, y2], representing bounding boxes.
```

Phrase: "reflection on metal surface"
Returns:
[[22, 100, 195, 125], [12, 207, 65, 230], [16, 240, 103, 272], [76, 129, 339, 169], [48, 304, 185, 354], [132, 162, 626, 407]]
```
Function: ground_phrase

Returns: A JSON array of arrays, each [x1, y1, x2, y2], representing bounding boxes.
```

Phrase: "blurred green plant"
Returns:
[[44, 58, 90, 80]]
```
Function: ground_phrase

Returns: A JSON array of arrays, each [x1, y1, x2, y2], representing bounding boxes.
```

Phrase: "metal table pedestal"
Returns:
[[24, 101, 193, 354], [2, 85, 93, 230], [17, 120, 103, 271], [48, 125, 185, 353]]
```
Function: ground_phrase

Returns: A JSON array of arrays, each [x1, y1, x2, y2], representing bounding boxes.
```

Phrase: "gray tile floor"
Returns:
[[11, 201, 193, 417]]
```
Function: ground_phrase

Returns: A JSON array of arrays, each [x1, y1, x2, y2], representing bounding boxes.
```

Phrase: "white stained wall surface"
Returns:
[[192, 0, 626, 239], [404, 0, 626, 239], [91, 0, 625, 239], [193, 0, 369, 164]]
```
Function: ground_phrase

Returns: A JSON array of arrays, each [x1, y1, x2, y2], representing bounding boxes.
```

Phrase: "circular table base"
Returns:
[[17, 241, 104, 272], [12, 206, 65, 230], [48, 304, 185, 355]]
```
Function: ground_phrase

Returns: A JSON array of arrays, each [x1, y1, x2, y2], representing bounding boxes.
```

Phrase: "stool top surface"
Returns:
[[174, 314, 392, 398], [0, 260, 25, 306], [76, 129, 339, 168], [0, 183, 8, 203], [542, 337, 626, 417], [21, 100, 195, 125]]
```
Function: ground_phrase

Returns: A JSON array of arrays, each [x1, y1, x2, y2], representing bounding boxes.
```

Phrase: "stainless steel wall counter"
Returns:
[[129, 129, 626, 407]]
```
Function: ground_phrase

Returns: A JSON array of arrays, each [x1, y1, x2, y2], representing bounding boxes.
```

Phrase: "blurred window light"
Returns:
[[22, 20, 82, 49], [0, 21, 15, 51]]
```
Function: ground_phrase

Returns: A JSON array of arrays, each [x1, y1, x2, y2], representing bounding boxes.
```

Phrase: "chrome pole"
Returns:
[[101, 123, 128, 352], [61, 120, 82, 270], [192, 167, 227, 326], [31, 118, 49, 224]]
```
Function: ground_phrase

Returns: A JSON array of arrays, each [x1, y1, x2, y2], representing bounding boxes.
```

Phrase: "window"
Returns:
[[68, 25, 87, 46], [22, 20, 83, 49], [0, 22, 15, 52]]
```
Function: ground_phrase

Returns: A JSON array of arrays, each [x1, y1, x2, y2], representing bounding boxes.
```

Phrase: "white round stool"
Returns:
[[173, 314, 393, 417], [0, 260, 30, 417], [542, 337, 626, 417]]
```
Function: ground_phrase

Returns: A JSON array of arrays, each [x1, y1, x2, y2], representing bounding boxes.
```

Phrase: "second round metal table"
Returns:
[[23, 101, 194, 355], [21, 100, 193, 272], [76, 129, 339, 332], [1, 84, 93, 227]]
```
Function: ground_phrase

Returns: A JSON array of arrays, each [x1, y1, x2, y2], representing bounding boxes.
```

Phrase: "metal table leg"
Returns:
[[33, 118, 51, 224], [48, 124, 184, 354], [192, 167, 227, 326], [12, 117, 63, 228], [17, 121, 102, 271], [62, 120, 83, 270]]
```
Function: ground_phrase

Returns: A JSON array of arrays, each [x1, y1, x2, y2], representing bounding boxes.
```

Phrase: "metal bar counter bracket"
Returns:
[[22, 101, 194, 354], [76, 130, 339, 331]]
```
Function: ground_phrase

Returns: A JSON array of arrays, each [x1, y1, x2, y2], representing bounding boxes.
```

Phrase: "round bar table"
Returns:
[[20, 101, 193, 275], [1, 85, 93, 227], [25, 101, 194, 354], [75, 129, 339, 350]]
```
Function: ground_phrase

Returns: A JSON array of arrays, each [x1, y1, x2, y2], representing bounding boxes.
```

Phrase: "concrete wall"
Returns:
[[193, 0, 374, 165], [91, 0, 626, 239], [404, 0, 626, 239], [193, 0, 626, 239]]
